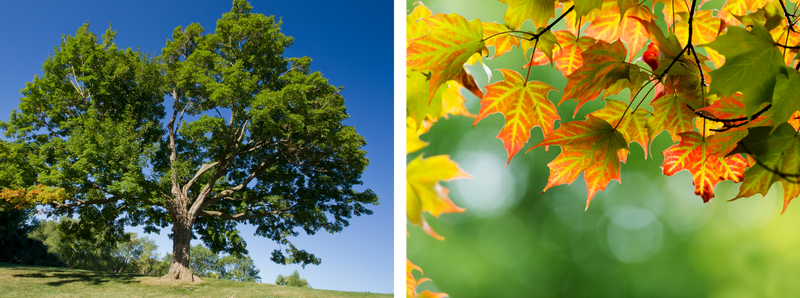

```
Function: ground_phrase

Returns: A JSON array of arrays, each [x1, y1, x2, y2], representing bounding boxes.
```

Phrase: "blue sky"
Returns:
[[0, 0, 393, 293]]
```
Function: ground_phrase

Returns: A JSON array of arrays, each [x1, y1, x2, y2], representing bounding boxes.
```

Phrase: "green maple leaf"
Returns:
[[734, 124, 800, 214], [499, 0, 556, 29], [706, 24, 785, 116], [573, 0, 604, 20], [772, 70, 800, 130]]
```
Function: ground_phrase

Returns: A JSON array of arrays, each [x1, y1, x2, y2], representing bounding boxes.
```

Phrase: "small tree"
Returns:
[[0, 0, 377, 281], [275, 269, 311, 288]]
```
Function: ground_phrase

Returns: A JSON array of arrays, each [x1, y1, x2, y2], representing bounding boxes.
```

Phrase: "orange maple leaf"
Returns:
[[482, 22, 520, 58], [583, 0, 654, 61], [407, 13, 485, 103], [474, 69, 559, 164], [589, 99, 652, 159], [561, 40, 649, 116], [662, 131, 748, 202], [407, 259, 449, 298], [524, 30, 597, 77], [532, 115, 628, 209]]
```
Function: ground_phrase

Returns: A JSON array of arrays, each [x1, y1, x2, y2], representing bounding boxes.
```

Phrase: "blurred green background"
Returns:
[[407, 0, 800, 297]]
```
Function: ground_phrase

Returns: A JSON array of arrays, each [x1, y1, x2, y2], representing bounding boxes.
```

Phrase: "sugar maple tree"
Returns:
[[407, 0, 800, 296]]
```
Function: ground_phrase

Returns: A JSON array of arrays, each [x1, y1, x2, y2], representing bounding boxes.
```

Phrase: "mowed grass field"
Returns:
[[0, 262, 392, 298]]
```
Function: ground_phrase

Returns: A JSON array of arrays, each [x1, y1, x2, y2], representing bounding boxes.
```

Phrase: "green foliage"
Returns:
[[0, 209, 65, 267], [706, 24, 785, 116], [275, 269, 312, 289], [158, 244, 261, 282], [0, 0, 378, 273], [28, 218, 161, 274]]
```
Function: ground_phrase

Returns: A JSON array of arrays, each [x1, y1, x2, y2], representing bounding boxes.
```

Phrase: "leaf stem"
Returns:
[[482, 30, 535, 42], [524, 38, 540, 85], [521, 6, 574, 84], [613, 78, 658, 130]]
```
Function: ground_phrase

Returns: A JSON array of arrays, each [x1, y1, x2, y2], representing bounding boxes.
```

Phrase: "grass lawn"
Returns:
[[0, 262, 392, 298]]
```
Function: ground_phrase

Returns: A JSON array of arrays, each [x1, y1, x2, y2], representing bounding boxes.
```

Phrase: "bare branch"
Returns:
[[182, 161, 220, 197]]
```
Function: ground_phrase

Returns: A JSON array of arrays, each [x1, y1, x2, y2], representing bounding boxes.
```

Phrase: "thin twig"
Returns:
[[779, 0, 797, 32], [740, 142, 800, 183]]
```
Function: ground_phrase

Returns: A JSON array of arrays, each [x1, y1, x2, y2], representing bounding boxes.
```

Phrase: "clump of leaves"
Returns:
[[407, 0, 800, 295]]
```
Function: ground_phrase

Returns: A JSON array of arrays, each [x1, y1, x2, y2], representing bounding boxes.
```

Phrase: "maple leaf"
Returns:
[[706, 24, 785, 116], [454, 66, 484, 99], [407, 68, 444, 127], [474, 69, 559, 163], [482, 22, 520, 58], [647, 92, 704, 143], [589, 99, 652, 159], [772, 70, 800, 129], [662, 131, 749, 202], [733, 124, 800, 213], [770, 20, 800, 66], [407, 155, 470, 240], [520, 29, 560, 65], [532, 115, 628, 209], [583, 0, 654, 61], [675, 10, 726, 47], [719, 0, 775, 26], [651, 0, 690, 26], [403, 126, 428, 155], [498, 0, 556, 29], [407, 259, 449, 298], [733, 1, 784, 30], [573, 0, 605, 19], [693, 94, 772, 154], [561, 40, 649, 116], [440, 80, 477, 120], [407, 13, 485, 103], [525, 30, 597, 76], [790, 111, 800, 130], [407, 1, 433, 40]]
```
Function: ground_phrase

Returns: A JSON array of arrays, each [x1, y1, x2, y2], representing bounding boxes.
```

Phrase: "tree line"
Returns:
[[0, 209, 260, 282]]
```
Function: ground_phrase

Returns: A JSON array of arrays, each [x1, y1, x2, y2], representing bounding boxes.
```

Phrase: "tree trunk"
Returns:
[[161, 210, 201, 282]]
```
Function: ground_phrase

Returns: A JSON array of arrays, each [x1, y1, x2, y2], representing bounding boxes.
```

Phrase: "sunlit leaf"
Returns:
[[533, 115, 628, 209], [407, 13, 485, 103], [561, 40, 648, 116], [474, 69, 559, 163], [662, 131, 748, 202], [590, 99, 652, 158], [499, 0, 556, 29], [407, 155, 470, 240]]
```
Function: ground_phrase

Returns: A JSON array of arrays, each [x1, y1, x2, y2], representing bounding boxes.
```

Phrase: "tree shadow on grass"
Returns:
[[12, 270, 143, 286]]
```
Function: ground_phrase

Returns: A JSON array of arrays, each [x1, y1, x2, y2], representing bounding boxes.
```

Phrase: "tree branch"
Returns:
[[779, 0, 797, 32], [49, 196, 122, 209], [740, 142, 800, 183], [197, 207, 292, 221]]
